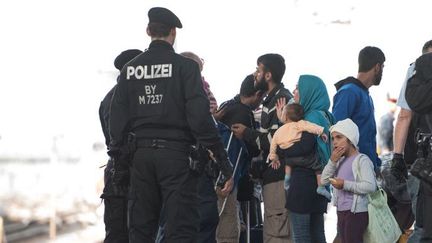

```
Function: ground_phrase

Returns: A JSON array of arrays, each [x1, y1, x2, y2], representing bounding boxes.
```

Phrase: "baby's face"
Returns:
[[282, 106, 292, 123], [283, 106, 296, 123]]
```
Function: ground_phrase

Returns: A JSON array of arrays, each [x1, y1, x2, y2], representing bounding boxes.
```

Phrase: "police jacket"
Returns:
[[99, 85, 116, 147], [242, 83, 293, 185], [109, 40, 224, 147], [404, 53, 432, 164], [109, 41, 233, 179]]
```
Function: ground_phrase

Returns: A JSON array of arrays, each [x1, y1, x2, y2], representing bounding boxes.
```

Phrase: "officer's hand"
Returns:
[[111, 168, 130, 196], [220, 176, 234, 196], [391, 153, 408, 180], [329, 177, 344, 190], [231, 124, 247, 139], [213, 106, 227, 121]]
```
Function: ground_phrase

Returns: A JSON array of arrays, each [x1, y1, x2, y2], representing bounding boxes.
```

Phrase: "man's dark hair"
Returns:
[[257, 54, 286, 84], [147, 22, 171, 37], [240, 74, 259, 97], [358, 46, 385, 72], [422, 40, 432, 54], [285, 103, 304, 122]]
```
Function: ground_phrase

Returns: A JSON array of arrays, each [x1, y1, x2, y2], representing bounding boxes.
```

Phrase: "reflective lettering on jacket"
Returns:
[[138, 85, 163, 105], [126, 64, 172, 80]]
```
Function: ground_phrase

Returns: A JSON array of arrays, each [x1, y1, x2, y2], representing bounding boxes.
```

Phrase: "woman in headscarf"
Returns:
[[278, 74, 334, 243]]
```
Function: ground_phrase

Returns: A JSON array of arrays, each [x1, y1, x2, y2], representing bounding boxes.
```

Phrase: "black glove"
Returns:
[[112, 169, 130, 196], [110, 157, 130, 197], [189, 145, 210, 174], [107, 144, 121, 158], [391, 153, 408, 180], [207, 142, 233, 179]]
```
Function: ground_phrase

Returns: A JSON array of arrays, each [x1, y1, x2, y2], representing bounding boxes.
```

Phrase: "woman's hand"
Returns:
[[320, 133, 328, 143], [276, 97, 286, 123]]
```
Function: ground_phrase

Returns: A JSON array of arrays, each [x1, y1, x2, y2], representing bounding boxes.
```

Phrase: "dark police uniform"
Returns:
[[404, 52, 432, 242], [100, 86, 130, 243], [109, 7, 233, 243], [99, 49, 142, 243]]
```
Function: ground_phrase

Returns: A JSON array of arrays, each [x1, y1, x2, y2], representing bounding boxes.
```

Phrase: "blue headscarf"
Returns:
[[298, 74, 334, 165]]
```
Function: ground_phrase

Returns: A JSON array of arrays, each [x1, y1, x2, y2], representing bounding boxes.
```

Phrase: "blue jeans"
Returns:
[[407, 174, 423, 243], [290, 212, 326, 243]]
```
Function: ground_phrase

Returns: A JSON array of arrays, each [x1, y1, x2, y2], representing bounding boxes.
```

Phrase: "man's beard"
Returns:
[[255, 76, 269, 92], [374, 69, 382, 86]]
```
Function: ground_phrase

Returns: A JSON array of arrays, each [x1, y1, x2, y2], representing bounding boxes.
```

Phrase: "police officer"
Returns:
[[108, 7, 234, 243], [99, 49, 142, 243]]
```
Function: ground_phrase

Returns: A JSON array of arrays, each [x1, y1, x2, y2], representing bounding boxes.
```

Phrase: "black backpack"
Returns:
[[404, 53, 432, 164], [405, 53, 432, 115]]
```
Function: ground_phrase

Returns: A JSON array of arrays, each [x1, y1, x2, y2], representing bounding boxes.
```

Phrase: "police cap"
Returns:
[[114, 49, 143, 71], [148, 7, 182, 29]]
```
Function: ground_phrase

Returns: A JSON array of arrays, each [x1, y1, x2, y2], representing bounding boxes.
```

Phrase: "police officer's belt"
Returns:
[[135, 138, 191, 152]]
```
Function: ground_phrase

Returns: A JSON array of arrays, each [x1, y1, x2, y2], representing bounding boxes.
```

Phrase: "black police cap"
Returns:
[[114, 49, 143, 71], [148, 7, 182, 28]]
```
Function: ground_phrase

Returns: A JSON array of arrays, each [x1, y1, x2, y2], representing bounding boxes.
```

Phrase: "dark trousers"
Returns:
[[128, 147, 199, 243], [197, 174, 219, 243], [417, 181, 432, 242], [103, 197, 129, 243], [337, 211, 368, 243], [102, 160, 129, 243], [157, 174, 219, 243], [290, 212, 326, 243]]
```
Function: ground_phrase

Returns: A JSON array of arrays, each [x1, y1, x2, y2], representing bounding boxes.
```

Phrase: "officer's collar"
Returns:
[[148, 40, 175, 51]]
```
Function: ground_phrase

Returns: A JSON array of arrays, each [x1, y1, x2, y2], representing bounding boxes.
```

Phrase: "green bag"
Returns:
[[363, 188, 402, 243]]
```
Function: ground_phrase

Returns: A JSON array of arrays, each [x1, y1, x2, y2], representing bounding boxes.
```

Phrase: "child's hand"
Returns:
[[329, 178, 344, 190], [269, 160, 281, 170], [330, 146, 344, 163]]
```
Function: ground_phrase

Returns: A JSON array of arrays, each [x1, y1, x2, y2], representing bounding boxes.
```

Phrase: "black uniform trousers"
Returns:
[[156, 173, 218, 243], [128, 143, 199, 243], [102, 159, 129, 243], [417, 181, 432, 242]]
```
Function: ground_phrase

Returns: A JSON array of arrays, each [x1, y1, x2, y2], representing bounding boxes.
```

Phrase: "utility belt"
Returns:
[[411, 131, 432, 186], [134, 138, 223, 178], [135, 138, 192, 153]]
